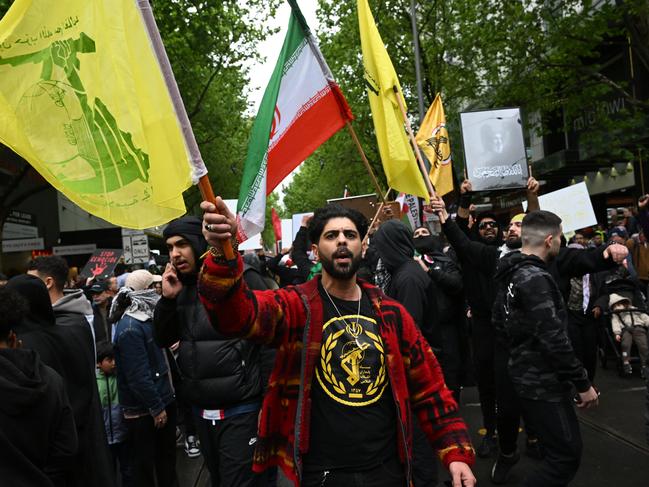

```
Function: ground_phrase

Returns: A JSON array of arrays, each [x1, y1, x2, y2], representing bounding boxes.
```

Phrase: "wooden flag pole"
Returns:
[[137, 0, 234, 260], [392, 86, 436, 199], [346, 122, 387, 204], [197, 176, 236, 259]]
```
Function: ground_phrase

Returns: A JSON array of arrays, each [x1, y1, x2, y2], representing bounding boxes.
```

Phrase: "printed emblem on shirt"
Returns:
[[316, 313, 388, 406]]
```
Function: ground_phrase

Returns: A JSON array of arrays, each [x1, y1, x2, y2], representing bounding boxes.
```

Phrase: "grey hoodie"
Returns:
[[53, 289, 96, 344], [53, 290, 94, 324]]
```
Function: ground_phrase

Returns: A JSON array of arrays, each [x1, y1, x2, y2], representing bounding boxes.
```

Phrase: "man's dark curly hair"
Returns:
[[0, 287, 28, 341], [27, 256, 69, 291], [308, 204, 369, 244]]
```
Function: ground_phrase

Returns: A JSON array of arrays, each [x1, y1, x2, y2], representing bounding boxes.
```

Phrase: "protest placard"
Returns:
[[80, 249, 122, 279], [460, 107, 528, 191], [523, 182, 597, 234]]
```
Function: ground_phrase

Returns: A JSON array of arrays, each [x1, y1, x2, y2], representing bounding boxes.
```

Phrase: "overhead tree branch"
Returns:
[[188, 60, 224, 120]]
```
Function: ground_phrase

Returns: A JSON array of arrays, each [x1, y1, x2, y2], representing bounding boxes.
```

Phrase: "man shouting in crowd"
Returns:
[[197, 198, 476, 487]]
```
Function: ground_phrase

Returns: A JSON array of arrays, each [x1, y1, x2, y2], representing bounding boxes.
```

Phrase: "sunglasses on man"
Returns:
[[478, 221, 498, 230]]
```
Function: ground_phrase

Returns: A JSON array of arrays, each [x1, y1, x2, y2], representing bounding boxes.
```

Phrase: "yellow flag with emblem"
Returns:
[[0, 0, 193, 229], [415, 94, 454, 196], [357, 0, 429, 201]]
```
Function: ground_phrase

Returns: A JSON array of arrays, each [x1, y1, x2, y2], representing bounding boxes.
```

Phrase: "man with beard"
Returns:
[[492, 211, 598, 487], [433, 196, 627, 484], [153, 216, 266, 487], [197, 201, 476, 487], [455, 180, 503, 245]]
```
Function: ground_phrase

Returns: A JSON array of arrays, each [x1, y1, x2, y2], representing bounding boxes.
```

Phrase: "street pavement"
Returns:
[[177, 365, 648, 486]]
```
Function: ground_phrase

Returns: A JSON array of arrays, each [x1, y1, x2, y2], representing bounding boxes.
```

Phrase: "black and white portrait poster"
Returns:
[[460, 108, 529, 191]]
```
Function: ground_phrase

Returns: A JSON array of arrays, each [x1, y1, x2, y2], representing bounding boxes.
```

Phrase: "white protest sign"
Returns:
[[280, 219, 293, 248], [224, 200, 263, 251], [292, 213, 313, 243], [523, 182, 596, 234]]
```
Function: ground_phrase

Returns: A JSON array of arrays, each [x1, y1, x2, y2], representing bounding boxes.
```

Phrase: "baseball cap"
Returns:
[[88, 281, 109, 293], [608, 226, 628, 240], [125, 269, 162, 291], [510, 213, 526, 224]]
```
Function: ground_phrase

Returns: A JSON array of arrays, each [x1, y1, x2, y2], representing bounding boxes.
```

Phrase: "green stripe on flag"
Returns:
[[237, 14, 305, 215]]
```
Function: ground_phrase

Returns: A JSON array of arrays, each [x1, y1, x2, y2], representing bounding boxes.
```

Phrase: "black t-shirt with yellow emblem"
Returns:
[[303, 283, 398, 471]]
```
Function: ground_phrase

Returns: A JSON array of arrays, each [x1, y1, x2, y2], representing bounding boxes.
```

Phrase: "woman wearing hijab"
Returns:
[[112, 270, 177, 487]]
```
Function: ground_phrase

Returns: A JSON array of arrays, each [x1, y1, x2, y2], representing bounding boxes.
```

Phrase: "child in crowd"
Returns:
[[96, 341, 132, 486], [609, 294, 649, 376]]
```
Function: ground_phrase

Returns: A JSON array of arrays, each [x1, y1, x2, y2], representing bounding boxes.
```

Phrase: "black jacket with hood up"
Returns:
[[0, 348, 77, 487], [5, 275, 114, 487], [492, 252, 591, 401], [414, 235, 464, 325], [373, 220, 438, 343], [154, 217, 263, 409]]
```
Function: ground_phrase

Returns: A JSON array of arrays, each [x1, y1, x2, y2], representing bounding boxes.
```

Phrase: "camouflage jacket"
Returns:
[[493, 252, 591, 401]]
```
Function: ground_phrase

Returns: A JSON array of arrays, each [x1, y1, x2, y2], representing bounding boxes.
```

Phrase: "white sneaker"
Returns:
[[184, 435, 201, 458]]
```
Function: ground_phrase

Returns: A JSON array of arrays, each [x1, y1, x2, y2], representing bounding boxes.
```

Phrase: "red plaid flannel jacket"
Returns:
[[198, 254, 474, 485]]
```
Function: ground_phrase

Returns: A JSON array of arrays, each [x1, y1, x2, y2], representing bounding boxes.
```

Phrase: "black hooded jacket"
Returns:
[[492, 252, 590, 401], [0, 348, 77, 487], [372, 220, 438, 342], [154, 217, 263, 409], [5, 275, 114, 487], [414, 235, 464, 325]]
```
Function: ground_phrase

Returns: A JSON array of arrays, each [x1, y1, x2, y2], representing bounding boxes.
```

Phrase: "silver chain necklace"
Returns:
[[322, 283, 362, 329]]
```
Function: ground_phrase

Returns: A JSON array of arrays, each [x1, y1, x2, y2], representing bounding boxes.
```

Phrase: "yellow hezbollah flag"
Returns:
[[357, 0, 428, 201], [415, 94, 454, 196], [0, 0, 192, 229]]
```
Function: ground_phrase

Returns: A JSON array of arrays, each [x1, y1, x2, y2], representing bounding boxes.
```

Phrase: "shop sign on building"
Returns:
[[2, 237, 44, 253], [2, 210, 38, 240], [53, 244, 97, 256]]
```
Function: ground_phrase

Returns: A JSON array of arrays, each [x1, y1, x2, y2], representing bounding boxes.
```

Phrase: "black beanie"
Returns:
[[163, 216, 208, 263]]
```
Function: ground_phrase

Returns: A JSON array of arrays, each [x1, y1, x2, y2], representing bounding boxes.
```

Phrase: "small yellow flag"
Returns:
[[357, 0, 429, 201], [0, 0, 193, 229], [415, 94, 454, 196]]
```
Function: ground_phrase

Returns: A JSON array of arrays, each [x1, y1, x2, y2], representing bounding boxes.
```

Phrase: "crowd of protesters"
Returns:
[[1, 183, 648, 487]]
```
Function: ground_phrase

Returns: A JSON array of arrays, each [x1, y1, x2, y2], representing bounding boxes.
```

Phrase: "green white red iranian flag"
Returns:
[[236, 1, 353, 241]]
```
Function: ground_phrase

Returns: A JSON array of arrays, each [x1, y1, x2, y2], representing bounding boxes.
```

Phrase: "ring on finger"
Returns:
[[204, 223, 212, 232]]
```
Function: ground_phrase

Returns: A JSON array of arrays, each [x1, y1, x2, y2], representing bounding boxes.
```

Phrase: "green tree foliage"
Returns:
[[150, 0, 281, 208], [282, 0, 649, 211]]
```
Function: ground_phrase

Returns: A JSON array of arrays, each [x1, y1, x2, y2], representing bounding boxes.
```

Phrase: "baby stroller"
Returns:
[[600, 276, 649, 376]]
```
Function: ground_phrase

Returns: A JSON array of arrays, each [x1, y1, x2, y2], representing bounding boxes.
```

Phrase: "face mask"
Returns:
[[413, 235, 441, 255]]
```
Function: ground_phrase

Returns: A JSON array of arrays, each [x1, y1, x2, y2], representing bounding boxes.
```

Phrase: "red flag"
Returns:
[[271, 208, 282, 242]]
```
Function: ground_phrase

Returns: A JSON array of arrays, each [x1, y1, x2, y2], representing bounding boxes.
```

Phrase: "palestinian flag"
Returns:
[[237, 1, 353, 241], [396, 192, 421, 230]]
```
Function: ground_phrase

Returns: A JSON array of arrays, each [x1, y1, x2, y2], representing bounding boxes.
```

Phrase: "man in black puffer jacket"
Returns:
[[154, 216, 265, 487]]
